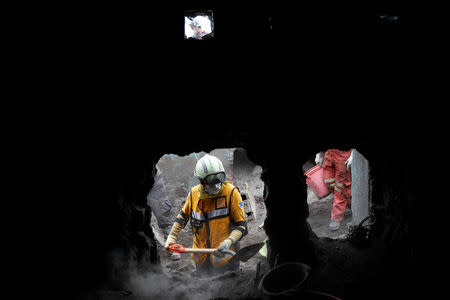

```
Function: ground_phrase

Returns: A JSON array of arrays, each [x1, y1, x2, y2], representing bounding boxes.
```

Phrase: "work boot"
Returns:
[[170, 253, 181, 261], [329, 220, 341, 231]]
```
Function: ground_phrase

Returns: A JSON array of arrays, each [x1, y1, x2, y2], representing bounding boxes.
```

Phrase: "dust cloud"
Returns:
[[127, 270, 218, 300], [124, 266, 257, 300]]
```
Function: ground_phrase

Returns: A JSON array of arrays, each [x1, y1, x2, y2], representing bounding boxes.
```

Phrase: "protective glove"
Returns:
[[164, 221, 184, 250], [213, 238, 233, 258], [315, 152, 324, 166], [164, 234, 177, 250], [345, 150, 354, 171]]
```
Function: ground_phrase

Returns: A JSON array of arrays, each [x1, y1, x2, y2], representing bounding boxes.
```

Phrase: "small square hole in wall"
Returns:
[[184, 9, 214, 40]]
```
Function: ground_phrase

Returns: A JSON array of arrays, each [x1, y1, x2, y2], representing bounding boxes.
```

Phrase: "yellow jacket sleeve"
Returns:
[[173, 191, 191, 229], [230, 188, 246, 223], [229, 187, 248, 241]]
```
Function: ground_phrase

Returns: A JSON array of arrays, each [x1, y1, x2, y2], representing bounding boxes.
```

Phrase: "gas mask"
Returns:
[[201, 172, 225, 196], [204, 182, 222, 195]]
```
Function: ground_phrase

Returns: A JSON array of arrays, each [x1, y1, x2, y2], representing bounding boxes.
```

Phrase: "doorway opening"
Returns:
[[147, 148, 268, 275], [303, 148, 371, 239]]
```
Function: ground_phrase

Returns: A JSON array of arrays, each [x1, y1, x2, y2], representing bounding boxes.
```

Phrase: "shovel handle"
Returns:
[[183, 248, 235, 255], [168, 243, 216, 254], [184, 248, 217, 253]]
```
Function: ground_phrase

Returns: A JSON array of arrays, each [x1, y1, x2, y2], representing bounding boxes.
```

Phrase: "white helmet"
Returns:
[[194, 154, 225, 181], [194, 154, 226, 195]]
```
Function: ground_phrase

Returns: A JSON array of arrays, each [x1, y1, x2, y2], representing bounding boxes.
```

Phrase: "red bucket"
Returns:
[[304, 165, 331, 199]]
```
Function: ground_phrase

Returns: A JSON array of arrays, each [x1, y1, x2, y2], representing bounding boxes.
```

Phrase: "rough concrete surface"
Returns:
[[351, 149, 370, 226]]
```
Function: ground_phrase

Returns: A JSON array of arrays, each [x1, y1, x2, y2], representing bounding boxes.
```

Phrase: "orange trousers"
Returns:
[[322, 149, 352, 222]]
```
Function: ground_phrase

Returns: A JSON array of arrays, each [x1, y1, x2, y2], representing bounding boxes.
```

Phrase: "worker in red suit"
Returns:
[[319, 149, 353, 231]]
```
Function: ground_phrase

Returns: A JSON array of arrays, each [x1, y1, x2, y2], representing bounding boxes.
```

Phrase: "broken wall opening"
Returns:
[[147, 148, 268, 275], [303, 148, 372, 239]]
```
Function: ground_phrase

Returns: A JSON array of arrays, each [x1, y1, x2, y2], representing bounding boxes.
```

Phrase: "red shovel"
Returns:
[[168, 243, 235, 255]]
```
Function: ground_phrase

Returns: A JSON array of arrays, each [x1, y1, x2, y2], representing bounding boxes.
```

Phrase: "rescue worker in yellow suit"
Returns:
[[164, 154, 248, 274]]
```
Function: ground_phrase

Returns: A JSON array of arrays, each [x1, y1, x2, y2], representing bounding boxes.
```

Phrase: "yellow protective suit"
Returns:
[[175, 182, 247, 267]]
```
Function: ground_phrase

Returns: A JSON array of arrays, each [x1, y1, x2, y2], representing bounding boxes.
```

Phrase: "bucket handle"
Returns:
[[258, 260, 312, 297], [304, 289, 343, 300], [276, 254, 312, 295], [274, 253, 311, 272]]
